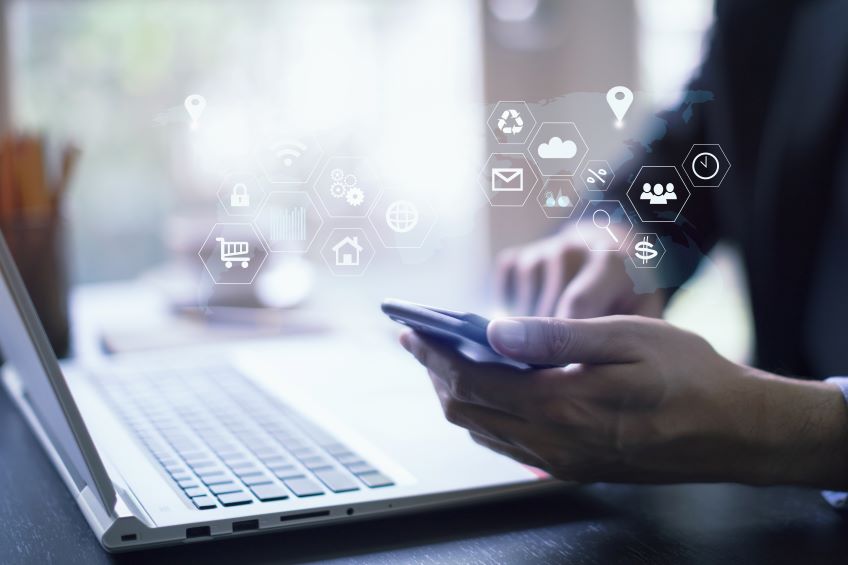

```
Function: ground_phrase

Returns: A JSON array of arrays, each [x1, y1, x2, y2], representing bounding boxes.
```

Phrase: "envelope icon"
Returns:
[[491, 167, 524, 192]]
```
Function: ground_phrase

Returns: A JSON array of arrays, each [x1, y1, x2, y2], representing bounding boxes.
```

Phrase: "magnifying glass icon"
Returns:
[[592, 209, 619, 243]]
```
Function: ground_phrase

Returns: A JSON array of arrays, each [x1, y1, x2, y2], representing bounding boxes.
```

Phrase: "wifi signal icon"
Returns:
[[270, 140, 307, 167]]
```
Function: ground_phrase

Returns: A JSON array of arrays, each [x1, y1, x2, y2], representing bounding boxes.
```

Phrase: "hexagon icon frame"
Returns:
[[254, 191, 324, 254], [198, 222, 269, 285], [477, 152, 539, 207], [528, 122, 589, 177], [577, 200, 633, 252], [314, 156, 383, 219], [368, 193, 437, 249], [579, 159, 615, 192], [487, 101, 536, 145], [216, 172, 267, 217], [628, 232, 666, 269], [320, 227, 376, 277], [681, 143, 731, 188], [626, 165, 691, 224], [537, 178, 581, 219], [255, 134, 325, 185]]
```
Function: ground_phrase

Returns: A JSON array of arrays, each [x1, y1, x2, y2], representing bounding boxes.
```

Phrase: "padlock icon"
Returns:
[[230, 183, 250, 207]]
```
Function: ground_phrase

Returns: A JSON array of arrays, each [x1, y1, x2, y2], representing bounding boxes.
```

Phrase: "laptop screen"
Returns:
[[0, 231, 116, 515]]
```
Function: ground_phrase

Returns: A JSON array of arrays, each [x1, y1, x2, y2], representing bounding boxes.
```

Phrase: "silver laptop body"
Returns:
[[0, 232, 554, 552]]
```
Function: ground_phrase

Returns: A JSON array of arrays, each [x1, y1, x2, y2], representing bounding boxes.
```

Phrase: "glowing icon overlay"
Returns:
[[682, 144, 731, 188], [606, 86, 633, 124], [199, 223, 268, 285], [268, 206, 307, 242], [529, 123, 588, 177], [537, 178, 580, 219], [216, 237, 251, 269], [478, 153, 537, 207], [385, 200, 419, 233], [487, 101, 535, 145], [577, 200, 633, 251], [627, 166, 690, 223], [256, 191, 323, 253], [628, 232, 666, 269], [184, 94, 206, 129], [320, 228, 375, 277]]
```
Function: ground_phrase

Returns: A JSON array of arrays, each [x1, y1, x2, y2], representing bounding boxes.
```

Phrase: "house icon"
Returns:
[[332, 236, 363, 267]]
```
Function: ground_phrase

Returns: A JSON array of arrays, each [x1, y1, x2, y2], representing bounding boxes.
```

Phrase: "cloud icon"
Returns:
[[538, 137, 577, 159]]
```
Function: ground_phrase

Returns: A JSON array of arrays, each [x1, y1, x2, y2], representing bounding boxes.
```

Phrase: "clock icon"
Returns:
[[691, 151, 720, 180]]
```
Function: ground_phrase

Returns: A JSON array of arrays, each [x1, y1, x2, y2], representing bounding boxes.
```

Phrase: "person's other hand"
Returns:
[[495, 228, 664, 318], [400, 316, 848, 489]]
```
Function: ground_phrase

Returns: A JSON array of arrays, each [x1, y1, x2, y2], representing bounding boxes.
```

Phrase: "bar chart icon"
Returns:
[[269, 206, 307, 241]]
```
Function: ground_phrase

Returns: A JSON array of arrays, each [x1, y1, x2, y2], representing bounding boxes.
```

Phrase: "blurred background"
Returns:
[[0, 0, 752, 362]]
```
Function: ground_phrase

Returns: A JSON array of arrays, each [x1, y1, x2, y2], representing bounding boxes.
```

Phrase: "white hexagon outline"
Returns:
[[577, 200, 633, 252], [367, 193, 438, 249], [628, 232, 666, 269], [313, 156, 383, 219], [254, 190, 325, 254], [320, 227, 376, 278], [626, 165, 691, 224], [477, 152, 539, 207], [579, 159, 615, 192], [528, 121, 589, 177], [681, 143, 731, 188], [198, 222, 269, 285], [216, 172, 267, 218], [486, 100, 537, 145], [255, 136, 325, 185], [537, 178, 581, 219]]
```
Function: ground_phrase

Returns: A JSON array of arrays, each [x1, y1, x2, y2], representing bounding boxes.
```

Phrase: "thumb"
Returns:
[[487, 316, 640, 366]]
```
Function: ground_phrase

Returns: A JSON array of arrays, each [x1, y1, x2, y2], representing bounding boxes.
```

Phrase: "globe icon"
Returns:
[[385, 200, 419, 234]]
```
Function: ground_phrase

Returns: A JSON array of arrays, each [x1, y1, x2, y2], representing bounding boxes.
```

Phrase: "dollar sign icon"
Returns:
[[634, 236, 658, 265]]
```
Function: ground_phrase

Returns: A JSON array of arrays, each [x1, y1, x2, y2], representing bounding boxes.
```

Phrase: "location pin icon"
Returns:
[[606, 86, 633, 125], [184, 94, 206, 129]]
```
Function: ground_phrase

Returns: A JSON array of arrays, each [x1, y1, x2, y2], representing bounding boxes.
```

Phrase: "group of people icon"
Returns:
[[640, 182, 678, 205]]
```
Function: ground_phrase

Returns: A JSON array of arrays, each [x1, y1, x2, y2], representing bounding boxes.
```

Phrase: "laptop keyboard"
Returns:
[[95, 363, 393, 510]]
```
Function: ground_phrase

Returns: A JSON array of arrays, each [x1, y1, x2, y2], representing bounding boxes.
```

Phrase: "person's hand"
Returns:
[[496, 228, 664, 318], [400, 316, 848, 489]]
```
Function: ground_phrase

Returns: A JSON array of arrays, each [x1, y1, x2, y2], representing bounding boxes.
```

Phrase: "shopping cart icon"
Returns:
[[215, 237, 251, 269]]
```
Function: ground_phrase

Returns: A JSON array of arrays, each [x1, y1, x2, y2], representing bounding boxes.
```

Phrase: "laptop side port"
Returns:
[[279, 510, 330, 522], [232, 519, 259, 532], [120, 534, 137, 542], [186, 526, 211, 539]]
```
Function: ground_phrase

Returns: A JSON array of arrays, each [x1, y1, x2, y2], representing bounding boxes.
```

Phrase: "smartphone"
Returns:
[[381, 298, 554, 371]]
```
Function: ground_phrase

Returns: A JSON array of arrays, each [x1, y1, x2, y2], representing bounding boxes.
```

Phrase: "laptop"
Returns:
[[0, 231, 554, 552]]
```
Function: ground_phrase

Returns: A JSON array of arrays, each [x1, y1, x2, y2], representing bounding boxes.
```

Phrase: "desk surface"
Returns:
[[2, 386, 848, 564]]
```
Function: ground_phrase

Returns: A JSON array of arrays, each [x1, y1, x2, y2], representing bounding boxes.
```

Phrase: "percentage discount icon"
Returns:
[[585, 168, 608, 186]]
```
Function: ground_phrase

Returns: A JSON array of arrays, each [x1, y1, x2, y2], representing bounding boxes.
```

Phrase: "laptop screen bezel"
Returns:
[[0, 230, 116, 516]]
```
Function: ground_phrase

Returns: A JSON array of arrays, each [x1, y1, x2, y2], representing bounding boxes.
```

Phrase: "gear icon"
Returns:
[[330, 168, 344, 182], [330, 181, 346, 198], [345, 187, 365, 206], [344, 174, 357, 187]]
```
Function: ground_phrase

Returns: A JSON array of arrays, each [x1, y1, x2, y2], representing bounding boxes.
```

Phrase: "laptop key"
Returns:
[[358, 471, 394, 488], [346, 461, 377, 475], [183, 486, 207, 498], [313, 469, 360, 493], [201, 475, 234, 486], [192, 495, 217, 510], [177, 479, 199, 489], [300, 456, 331, 470], [217, 491, 253, 507], [283, 477, 324, 497], [242, 474, 273, 487], [209, 482, 242, 495], [271, 466, 303, 480], [250, 483, 289, 502]]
